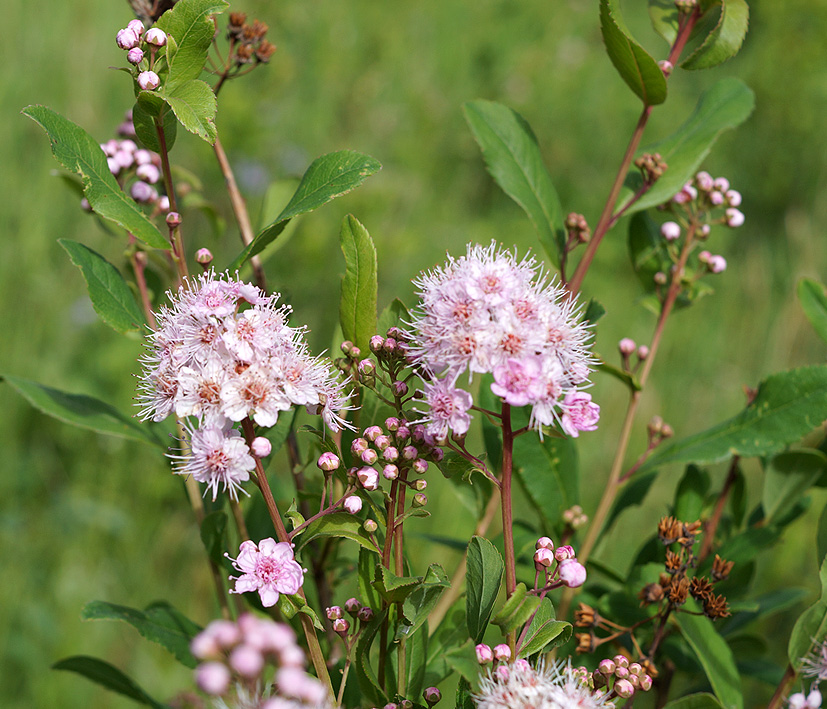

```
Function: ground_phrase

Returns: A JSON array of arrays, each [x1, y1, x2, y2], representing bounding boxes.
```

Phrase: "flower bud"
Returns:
[[629, 662, 642, 676], [637, 345, 649, 359], [698, 249, 711, 264], [402, 445, 418, 460], [196, 662, 231, 695], [383, 337, 397, 352], [710, 190, 725, 206], [332, 618, 349, 635], [157, 195, 170, 212], [493, 644, 511, 662], [137, 70, 160, 91], [357, 606, 374, 623], [364, 425, 382, 441], [383, 464, 399, 480], [116, 28, 140, 50], [351, 437, 369, 456], [144, 28, 168, 46], [344, 598, 362, 615], [640, 674, 653, 691], [514, 659, 531, 672], [495, 665, 510, 681], [357, 466, 379, 491], [343, 496, 362, 514], [326, 606, 343, 620], [127, 47, 145, 65], [399, 701, 414, 709], [412, 492, 428, 508], [598, 659, 616, 675], [165, 211, 182, 228], [615, 679, 635, 698], [412, 458, 429, 474], [392, 380, 408, 397], [615, 665, 630, 679], [660, 221, 681, 241], [654, 271, 667, 285], [658, 59, 673, 76], [317, 452, 340, 472], [382, 446, 399, 462], [340, 340, 354, 355], [358, 359, 376, 377], [385, 417, 400, 431], [127, 19, 145, 36], [695, 171, 713, 191], [559, 559, 587, 588], [191, 248, 213, 267], [424, 687, 442, 706], [350, 346, 361, 359], [428, 446, 444, 462], [361, 449, 378, 465], [555, 545, 575, 561], [618, 337, 636, 355], [251, 436, 271, 458], [130, 181, 157, 203], [363, 519, 378, 533], [708, 255, 727, 274], [725, 208, 745, 228], [725, 189, 742, 207], [534, 547, 554, 568], [369, 335, 385, 352], [713, 176, 730, 192], [230, 644, 264, 678], [475, 643, 494, 664], [373, 435, 390, 451], [395, 426, 411, 441], [536, 536, 554, 550], [413, 479, 428, 492], [137, 163, 160, 184], [699, 223, 711, 237], [80, 198, 91, 212]]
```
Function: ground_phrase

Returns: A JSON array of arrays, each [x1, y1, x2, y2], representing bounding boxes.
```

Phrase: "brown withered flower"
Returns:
[[689, 577, 715, 601], [665, 550, 683, 572], [638, 582, 664, 606], [255, 40, 277, 63], [667, 576, 690, 605], [703, 593, 731, 620], [640, 658, 659, 679], [576, 632, 596, 653], [711, 555, 735, 581], [235, 44, 254, 63], [658, 516, 682, 544], [574, 603, 598, 628]]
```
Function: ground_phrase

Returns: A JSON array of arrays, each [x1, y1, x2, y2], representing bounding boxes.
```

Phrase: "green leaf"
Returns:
[[648, 0, 681, 44], [358, 548, 383, 611], [600, 0, 667, 106], [398, 564, 450, 641], [605, 470, 658, 532], [517, 597, 571, 657], [59, 240, 144, 334], [82, 600, 200, 669], [762, 449, 827, 524], [23, 106, 167, 250], [596, 357, 642, 392], [294, 512, 379, 553], [377, 298, 410, 337], [156, 0, 229, 88], [229, 150, 381, 270], [619, 78, 754, 215], [682, 0, 749, 70], [132, 101, 177, 154], [339, 215, 378, 355], [465, 536, 504, 643], [663, 694, 724, 709], [640, 366, 827, 472], [723, 587, 811, 635], [200, 510, 228, 566], [455, 677, 475, 709], [583, 299, 606, 324], [463, 100, 564, 266], [354, 607, 388, 705], [799, 278, 827, 345], [52, 656, 167, 708], [628, 211, 668, 292], [818, 503, 827, 566], [674, 464, 709, 522], [372, 565, 424, 604], [789, 601, 827, 672], [492, 587, 542, 635], [676, 612, 743, 709], [159, 79, 217, 144], [514, 434, 579, 534], [2, 374, 162, 446]]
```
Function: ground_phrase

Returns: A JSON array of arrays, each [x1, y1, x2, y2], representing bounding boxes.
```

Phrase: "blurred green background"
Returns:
[[2, 0, 826, 706]]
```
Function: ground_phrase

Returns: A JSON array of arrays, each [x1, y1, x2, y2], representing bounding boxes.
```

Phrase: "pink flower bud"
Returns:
[[536, 536, 554, 550], [412, 458, 429, 474], [424, 687, 442, 706], [326, 606, 343, 620], [658, 59, 673, 76], [136, 163, 160, 184], [495, 665, 510, 681], [493, 644, 511, 662], [372, 435, 389, 451], [654, 271, 668, 285], [351, 437, 368, 455], [392, 380, 408, 397], [726, 208, 745, 228], [357, 466, 379, 491], [80, 198, 91, 212], [402, 445, 418, 460], [640, 674, 653, 691], [350, 346, 361, 359], [332, 618, 350, 634], [710, 190, 725, 206], [385, 417, 400, 431], [618, 338, 636, 355], [395, 425, 411, 441], [343, 496, 362, 514], [708, 255, 727, 274], [357, 606, 374, 623], [637, 345, 649, 359], [344, 597, 361, 614], [514, 659, 531, 672], [382, 446, 399, 462], [157, 195, 170, 212], [615, 679, 635, 698], [251, 436, 271, 458], [534, 547, 554, 568], [695, 171, 714, 191], [660, 221, 681, 241], [614, 654, 629, 668], [196, 661, 231, 695], [558, 558, 587, 587], [361, 449, 379, 465], [629, 673, 640, 687], [358, 359, 376, 376], [229, 644, 264, 678], [190, 632, 221, 660], [629, 662, 642, 676], [116, 28, 140, 50], [412, 492, 428, 508], [713, 176, 730, 192], [317, 452, 340, 472], [130, 181, 157, 203], [114, 150, 134, 169], [165, 211, 182, 228], [554, 545, 575, 561], [475, 643, 494, 664], [195, 247, 213, 265], [383, 464, 399, 480], [413, 479, 427, 492], [725, 189, 742, 207], [144, 28, 168, 46], [699, 223, 711, 237], [127, 47, 144, 65], [369, 335, 384, 352], [127, 19, 145, 36], [137, 70, 160, 91], [363, 519, 378, 533], [683, 183, 698, 200], [615, 665, 629, 679], [598, 659, 616, 675]]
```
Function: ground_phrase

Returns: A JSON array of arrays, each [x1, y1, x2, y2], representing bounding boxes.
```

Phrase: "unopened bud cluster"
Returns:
[[593, 655, 653, 700], [227, 12, 277, 65], [668, 171, 744, 235], [635, 152, 667, 184], [190, 614, 333, 707], [115, 20, 167, 93], [562, 504, 588, 530], [565, 212, 591, 244], [533, 536, 587, 589], [326, 598, 376, 645], [617, 337, 649, 372]]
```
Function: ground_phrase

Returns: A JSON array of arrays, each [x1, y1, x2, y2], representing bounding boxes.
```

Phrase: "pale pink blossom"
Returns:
[[228, 538, 304, 607], [491, 356, 544, 407], [560, 391, 600, 438], [419, 376, 473, 438], [174, 424, 254, 501]]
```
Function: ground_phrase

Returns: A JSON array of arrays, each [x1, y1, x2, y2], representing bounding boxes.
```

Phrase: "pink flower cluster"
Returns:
[[226, 538, 305, 607], [191, 613, 332, 707], [408, 242, 598, 437], [115, 20, 167, 92], [138, 271, 350, 499], [533, 536, 587, 589]]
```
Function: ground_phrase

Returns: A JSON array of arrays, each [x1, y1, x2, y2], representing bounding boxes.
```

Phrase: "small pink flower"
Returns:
[[493, 644, 511, 662], [196, 661, 231, 695], [421, 377, 473, 439], [534, 548, 554, 567], [490, 355, 543, 407], [228, 538, 304, 608], [560, 391, 600, 437]]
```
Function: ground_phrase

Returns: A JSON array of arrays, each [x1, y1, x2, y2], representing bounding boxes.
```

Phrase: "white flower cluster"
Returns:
[[138, 272, 350, 499], [408, 242, 598, 438]]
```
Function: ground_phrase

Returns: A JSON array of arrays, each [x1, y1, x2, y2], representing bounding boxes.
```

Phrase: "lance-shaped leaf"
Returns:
[[466, 536, 504, 643], [600, 0, 667, 106], [293, 512, 379, 553], [463, 100, 565, 266], [59, 240, 144, 334], [339, 215, 378, 355], [682, 0, 749, 71], [23, 106, 167, 249], [159, 79, 217, 144], [354, 607, 388, 705], [762, 449, 827, 524], [648, 0, 681, 44], [517, 597, 571, 658], [2, 374, 162, 446], [789, 557, 827, 671], [52, 656, 167, 708], [82, 600, 201, 668], [640, 366, 827, 472], [229, 150, 382, 270], [619, 78, 754, 215], [676, 612, 743, 709], [156, 0, 229, 88], [132, 100, 178, 153], [492, 582, 542, 635], [397, 563, 450, 641], [799, 278, 827, 345], [372, 565, 424, 604]]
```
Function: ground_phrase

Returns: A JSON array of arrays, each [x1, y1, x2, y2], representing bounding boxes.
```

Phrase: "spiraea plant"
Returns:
[[11, 0, 827, 707]]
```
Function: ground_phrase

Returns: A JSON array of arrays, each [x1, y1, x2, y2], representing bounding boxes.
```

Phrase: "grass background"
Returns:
[[1, 0, 826, 706]]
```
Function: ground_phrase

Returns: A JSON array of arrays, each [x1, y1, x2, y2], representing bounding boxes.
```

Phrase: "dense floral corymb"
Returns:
[[408, 242, 598, 437]]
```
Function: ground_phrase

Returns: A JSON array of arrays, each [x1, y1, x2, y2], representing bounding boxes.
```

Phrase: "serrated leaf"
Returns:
[[640, 366, 827, 472], [648, 0, 681, 44], [463, 100, 564, 266], [59, 240, 144, 334], [682, 0, 749, 70], [294, 512, 379, 553], [200, 510, 228, 566], [676, 612, 743, 709], [397, 563, 450, 641], [132, 100, 177, 153], [663, 694, 724, 709], [82, 600, 200, 668], [52, 656, 167, 708], [229, 150, 381, 270], [600, 0, 667, 106], [762, 449, 827, 524], [619, 78, 754, 215], [799, 278, 827, 345], [159, 79, 217, 144], [2, 374, 162, 446], [373, 565, 423, 604], [23, 106, 167, 249], [517, 597, 571, 657], [156, 0, 229, 88], [466, 536, 504, 643], [492, 587, 542, 635], [339, 215, 378, 355]]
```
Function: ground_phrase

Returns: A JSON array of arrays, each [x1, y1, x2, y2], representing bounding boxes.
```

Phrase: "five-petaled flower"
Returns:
[[227, 538, 304, 607]]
